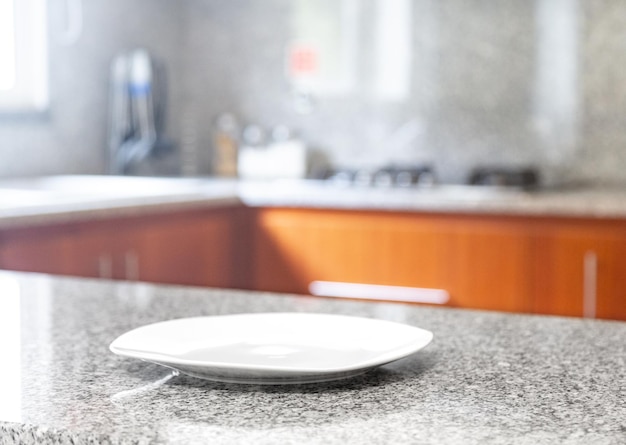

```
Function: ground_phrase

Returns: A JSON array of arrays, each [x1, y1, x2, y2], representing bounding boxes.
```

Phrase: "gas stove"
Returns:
[[319, 166, 540, 190], [322, 166, 437, 188], [468, 167, 540, 189]]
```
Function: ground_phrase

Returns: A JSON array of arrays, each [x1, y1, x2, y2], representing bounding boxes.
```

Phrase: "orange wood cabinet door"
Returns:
[[68, 208, 243, 288], [0, 207, 244, 289], [532, 220, 626, 320], [446, 217, 533, 313], [252, 208, 533, 312], [0, 226, 82, 276], [124, 208, 241, 288], [253, 209, 452, 296]]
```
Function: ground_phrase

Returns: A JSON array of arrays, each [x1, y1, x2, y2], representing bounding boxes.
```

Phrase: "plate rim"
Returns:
[[109, 312, 433, 374]]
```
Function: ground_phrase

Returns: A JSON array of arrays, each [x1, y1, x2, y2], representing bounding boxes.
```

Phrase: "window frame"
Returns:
[[0, 0, 48, 113]]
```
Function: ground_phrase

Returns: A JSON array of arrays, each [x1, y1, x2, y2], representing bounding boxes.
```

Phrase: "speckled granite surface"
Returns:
[[2, 176, 626, 231], [0, 271, 624, 444], [237, 179, 626, 219], [0, 177, 241, 229]]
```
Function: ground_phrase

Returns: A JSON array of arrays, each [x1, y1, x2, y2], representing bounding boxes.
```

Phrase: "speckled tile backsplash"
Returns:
[[0, 0, 625, 185], [180, 0, 626, 185]]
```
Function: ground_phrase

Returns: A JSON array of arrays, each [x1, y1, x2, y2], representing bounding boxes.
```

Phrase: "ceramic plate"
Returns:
[[109, 313, 433, 385]]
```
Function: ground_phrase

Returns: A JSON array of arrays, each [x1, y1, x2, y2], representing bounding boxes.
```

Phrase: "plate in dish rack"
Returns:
[[109, 313, 433, 385]]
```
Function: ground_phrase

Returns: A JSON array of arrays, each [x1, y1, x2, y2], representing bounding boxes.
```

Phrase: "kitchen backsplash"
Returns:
[[1, 0, 625, 186]]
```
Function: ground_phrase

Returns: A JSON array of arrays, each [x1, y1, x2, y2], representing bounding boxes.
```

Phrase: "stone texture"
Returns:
[[177, 0, 626, 186], [0, 271, 624, 444], [4, 178, 626, 231], [3, 1, 626, 187]]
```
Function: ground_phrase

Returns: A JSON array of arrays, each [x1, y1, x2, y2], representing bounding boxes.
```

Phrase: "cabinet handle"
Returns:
[[309, 281, 450, 305], [97, 254, 112, 279], [583, 251, 597, 319], [124, 250, 139, 281]]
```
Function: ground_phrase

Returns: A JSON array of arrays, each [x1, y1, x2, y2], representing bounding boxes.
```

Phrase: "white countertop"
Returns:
[[0, 175, 626, 228]]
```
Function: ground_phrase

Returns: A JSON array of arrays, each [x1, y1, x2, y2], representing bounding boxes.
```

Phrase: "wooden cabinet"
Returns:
[[0, 225, 82, 276], [118, 209, 241, 288], [252, 208, 626, 320], [252, 208, 533, 313], [0, 207, 244, 289], [532, 219, 626, 321], [1, 203, 624, 320], [253, 209, 452, 295], [446, 218, 532, 313]]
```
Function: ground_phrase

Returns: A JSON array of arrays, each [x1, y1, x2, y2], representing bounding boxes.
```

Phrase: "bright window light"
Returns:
[[0, 0, 48, 112], [0, 0, 16, 91], [373, 0, 412, 101]]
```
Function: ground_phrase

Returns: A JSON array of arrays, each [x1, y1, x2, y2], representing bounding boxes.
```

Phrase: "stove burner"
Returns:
[[323, 166, 436, 188], [468, 167, 540, 189]]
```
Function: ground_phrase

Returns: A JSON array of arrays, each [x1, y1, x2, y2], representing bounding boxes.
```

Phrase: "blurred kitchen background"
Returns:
[[1, 0, 626, 186]]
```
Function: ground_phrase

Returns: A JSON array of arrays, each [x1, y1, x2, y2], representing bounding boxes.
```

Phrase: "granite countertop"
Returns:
[[0, 271, 624, 444], [0, 176, 241, 229], [236, 179, 626, 218], [1, 176, 626, 229]]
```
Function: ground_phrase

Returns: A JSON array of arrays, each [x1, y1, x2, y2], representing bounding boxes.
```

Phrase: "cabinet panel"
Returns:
[[130, 210, 237, 288], [0, 228, 78, 276], [533, 222, 626, 320], [253, 209, 454, 297], [252, 208, 532, 311], [65, 229, 118, 279], [0, 207, 243, 289], [448, 220, 532, 313]]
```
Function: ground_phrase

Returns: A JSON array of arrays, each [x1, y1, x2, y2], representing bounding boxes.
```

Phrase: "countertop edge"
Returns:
[[2, 177, 626, 228]]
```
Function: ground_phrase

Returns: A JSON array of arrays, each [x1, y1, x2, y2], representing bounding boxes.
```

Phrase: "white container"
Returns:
[[238, 133, 307, 180]]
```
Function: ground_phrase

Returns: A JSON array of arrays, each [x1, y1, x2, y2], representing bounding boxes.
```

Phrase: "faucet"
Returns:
[[108, 49, 170, 175]]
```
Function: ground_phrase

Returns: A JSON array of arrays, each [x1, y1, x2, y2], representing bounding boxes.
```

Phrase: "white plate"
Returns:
[[109, 313, 433, 385]]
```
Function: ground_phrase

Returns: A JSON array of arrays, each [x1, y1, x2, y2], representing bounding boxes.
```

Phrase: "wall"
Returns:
[[2, 0, 626, 186], [179, 0, 626, 186], [0, 0, 183, 177]]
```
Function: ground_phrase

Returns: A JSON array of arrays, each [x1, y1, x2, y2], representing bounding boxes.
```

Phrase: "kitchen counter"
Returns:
[[236, 179, 626, 219], [0, 176, 240, 229], [0, 271, 624, 444], [1, 175, 626, 229]]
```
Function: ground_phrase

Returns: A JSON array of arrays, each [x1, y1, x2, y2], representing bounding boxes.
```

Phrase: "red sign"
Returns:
[[288, 44, 319, 78]]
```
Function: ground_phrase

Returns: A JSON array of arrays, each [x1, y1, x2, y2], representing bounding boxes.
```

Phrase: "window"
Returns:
[[0, 0, 16, 91], [0, 0, 48, 112]]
